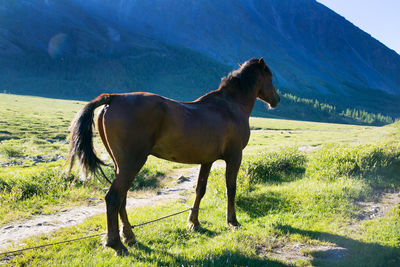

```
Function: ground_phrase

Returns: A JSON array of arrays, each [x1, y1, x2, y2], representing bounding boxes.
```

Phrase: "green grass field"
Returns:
[[0, 94, 399, 266]]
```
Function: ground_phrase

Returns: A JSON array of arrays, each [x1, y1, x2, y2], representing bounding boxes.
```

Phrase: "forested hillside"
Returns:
[[0, 0, 399, 125]]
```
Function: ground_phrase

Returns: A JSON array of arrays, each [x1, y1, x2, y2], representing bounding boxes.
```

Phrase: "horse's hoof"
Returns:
[[188, 221, 201, 231], [228, 222, 241, 230], [104, 237, 129, 256], [124, 237, 137, 247], [115, 246, 129, 256], [121, 228, 136, 246]]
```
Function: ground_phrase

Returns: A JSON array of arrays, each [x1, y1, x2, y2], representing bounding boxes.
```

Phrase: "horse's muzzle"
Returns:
[[270, 93, 280, 108]]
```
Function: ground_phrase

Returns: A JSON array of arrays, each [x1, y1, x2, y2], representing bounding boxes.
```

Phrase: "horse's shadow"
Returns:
[[193, 226, 218, 237], [133, 241, 153, 255], [236, 190, 290, 218], [275, 224, 400, 266], [133, 240, 290, 266], [129, 225, 292, 266]]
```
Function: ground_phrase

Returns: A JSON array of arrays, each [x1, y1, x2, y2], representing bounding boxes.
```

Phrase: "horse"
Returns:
[[68, 57, 280, 255]]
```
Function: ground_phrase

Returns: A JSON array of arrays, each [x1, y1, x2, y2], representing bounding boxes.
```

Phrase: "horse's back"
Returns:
[[100, 92, 248, 164]]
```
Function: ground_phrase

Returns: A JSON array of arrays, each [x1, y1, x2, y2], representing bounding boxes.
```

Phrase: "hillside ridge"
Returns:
[[0, 0, 399, 123]]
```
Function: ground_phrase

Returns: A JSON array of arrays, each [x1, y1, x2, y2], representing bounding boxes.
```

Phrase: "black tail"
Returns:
[[68, 93, 113, 180]]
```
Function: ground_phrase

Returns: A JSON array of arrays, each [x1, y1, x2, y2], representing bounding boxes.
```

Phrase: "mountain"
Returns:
[[0, 1, 230, 99], [78, 0, 400, 95], [0, 0, 399, 124]]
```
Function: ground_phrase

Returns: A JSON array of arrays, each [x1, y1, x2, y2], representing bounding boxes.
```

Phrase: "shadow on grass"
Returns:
[[261, 168, 306, 185], [132, 226, 292, 266], [195, 226, 219, 237], [135, 241, 153, 255], [275, 224, 400, 266], [366, 161, 400, 189], [237, 191, 291, 218], [134, 241, 292, 266], [153, 227, 220, 248]]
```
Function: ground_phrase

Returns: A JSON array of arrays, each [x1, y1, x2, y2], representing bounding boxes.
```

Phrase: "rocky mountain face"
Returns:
[[0, 0, 399, 119], [76, 0, 400, 97]]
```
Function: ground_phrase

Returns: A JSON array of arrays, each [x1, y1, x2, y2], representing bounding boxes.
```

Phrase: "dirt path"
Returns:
[[0, 162, 226, 250], [257, 190, 400, 265], [356, 191, 400, 221]]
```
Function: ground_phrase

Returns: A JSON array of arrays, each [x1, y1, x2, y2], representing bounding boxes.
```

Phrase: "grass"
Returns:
[[242, 147, 307, 184], [1, 94, 400, 265], [3, 142, 400, 266], [246, 117, 397, 154], [306, 143, 400, 182], [0, 159, 172, 225]]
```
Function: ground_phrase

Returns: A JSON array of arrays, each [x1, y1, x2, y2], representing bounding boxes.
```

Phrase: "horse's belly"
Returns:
[[150, 139, 222, 164]]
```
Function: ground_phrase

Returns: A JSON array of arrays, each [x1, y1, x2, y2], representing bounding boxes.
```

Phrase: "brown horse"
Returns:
[[69, 57, 279, 255]]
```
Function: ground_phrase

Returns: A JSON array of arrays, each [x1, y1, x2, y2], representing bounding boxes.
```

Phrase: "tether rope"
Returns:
[[0, 233, 105, 257], [0, 207, 195, 257], [131, 208, 192, 228]]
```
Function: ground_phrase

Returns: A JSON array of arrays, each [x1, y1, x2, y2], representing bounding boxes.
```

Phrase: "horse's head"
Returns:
[[255, 58, 280, 108], [220, 58, 280, 110]]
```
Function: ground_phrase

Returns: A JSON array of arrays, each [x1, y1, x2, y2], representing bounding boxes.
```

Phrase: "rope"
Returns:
[[132, 208, 192, 228], [0, 233, 105, 257], [0, 207, 195, 257]]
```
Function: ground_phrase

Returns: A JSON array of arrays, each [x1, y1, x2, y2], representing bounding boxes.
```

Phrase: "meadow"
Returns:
[[0, 93, 399, 266]]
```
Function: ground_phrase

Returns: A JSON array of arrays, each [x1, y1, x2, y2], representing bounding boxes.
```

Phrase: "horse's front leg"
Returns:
[[188, 162, 213, 230], [225, 153, 242, 229]]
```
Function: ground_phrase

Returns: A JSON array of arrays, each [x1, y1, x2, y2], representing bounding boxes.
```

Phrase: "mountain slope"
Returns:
[[75, 0, 400, 97], [0, 1, 230, 99], [0, 0, 398, 123]]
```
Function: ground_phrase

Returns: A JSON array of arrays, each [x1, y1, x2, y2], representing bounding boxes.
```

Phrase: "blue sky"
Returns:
[[317, 0, 400, 54]]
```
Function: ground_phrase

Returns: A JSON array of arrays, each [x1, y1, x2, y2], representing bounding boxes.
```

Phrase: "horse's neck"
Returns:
[[218, 83, 258, 117]]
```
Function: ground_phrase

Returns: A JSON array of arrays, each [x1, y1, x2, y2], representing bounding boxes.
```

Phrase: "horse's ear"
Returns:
[[237, 62, 242, 67], [259, 57, 265, 65]]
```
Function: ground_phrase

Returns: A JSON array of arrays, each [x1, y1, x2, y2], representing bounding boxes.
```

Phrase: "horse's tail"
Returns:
[[68, 93, 113, 180]]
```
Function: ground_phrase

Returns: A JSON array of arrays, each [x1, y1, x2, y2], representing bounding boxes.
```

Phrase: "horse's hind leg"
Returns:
[[188, 163, 212, 230], [98, 108, 136, 247], [105, 156, 147, 255], [119, 196, 136, 245]]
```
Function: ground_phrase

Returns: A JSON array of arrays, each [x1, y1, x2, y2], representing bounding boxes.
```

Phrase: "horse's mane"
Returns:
[[219, 58, 270, 92], [197, 58, 271, 101]]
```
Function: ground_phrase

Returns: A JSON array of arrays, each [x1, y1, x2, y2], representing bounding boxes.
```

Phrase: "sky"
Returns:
[[316, 0, 400, 55]]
